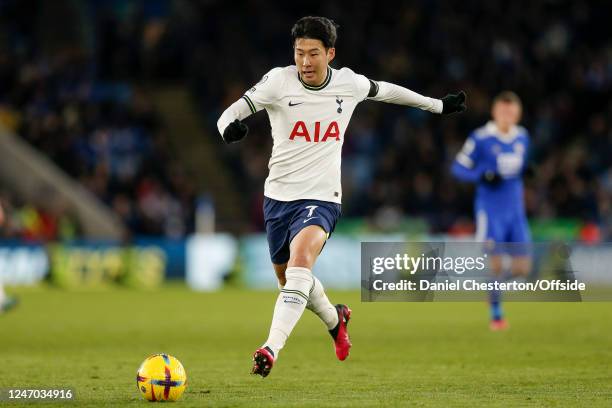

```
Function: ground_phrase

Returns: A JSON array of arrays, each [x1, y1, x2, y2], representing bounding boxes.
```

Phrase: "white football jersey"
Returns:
[[242, 65, 372, 204]]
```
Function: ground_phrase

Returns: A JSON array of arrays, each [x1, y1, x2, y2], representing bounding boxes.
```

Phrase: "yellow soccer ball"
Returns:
[[136, 354, 187, 402]]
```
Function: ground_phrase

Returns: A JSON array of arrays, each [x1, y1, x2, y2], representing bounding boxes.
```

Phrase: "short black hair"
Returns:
[[291, 16, 338, 49]]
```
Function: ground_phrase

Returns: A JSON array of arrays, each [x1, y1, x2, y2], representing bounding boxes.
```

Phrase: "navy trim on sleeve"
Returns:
[[242, 95, 257, 114], [367, 79, 379, 98]]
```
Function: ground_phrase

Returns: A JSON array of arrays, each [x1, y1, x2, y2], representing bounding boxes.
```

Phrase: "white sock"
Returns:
[[264, 267, 313, 357], [277, 276, 339, 330], [307, 276, 339, 330]]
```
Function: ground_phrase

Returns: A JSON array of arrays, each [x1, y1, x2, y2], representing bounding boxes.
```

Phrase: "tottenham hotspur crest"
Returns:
[[336, 96, 343, 113]]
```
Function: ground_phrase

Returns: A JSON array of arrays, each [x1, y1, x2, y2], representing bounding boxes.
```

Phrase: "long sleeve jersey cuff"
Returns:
[[217, 97, 254, 135], [369, 81, 443, 113]]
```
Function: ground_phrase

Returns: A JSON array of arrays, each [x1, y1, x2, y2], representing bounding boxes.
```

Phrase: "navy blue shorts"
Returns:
[[263, 197, 342, 264], [476, 208, 532, 256]]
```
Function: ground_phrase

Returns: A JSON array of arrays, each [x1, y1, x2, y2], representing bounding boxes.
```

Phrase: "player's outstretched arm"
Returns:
[[217, 67, 283, 144], [216, 99, 254, 144], [366, 80, 466, 114], [217, 68, 285, 144]]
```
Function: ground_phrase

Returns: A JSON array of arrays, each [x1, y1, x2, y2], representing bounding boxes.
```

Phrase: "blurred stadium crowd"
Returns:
[[0, 1, 196, 239], [0, 0, 610, 240]]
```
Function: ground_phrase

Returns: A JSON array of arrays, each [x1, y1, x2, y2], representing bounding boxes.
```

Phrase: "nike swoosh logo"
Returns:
[[288, 101, 304, 107], [303, 217, 319, 223]]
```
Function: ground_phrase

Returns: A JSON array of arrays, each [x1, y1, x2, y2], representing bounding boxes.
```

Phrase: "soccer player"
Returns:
[[217, 16, 466, 377], [451, 91, 531, 330], [0, 201, 18, 314]]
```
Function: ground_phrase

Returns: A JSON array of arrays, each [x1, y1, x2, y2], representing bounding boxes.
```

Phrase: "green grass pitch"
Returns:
[[0, 285, 611, 407]]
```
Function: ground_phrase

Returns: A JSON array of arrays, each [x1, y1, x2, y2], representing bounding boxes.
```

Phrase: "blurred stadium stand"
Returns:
[[0, 127, 123, 239], [0, 0, 610, 241]]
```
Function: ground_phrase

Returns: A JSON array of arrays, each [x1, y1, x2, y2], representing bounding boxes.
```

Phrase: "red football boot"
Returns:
[[489, 318, 509, 331], [251, 346, 275, 378], [329, 304, 352, 361]]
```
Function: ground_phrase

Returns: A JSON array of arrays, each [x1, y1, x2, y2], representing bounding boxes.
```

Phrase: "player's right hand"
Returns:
[[481, 170, 503, 186], [442, 91, 467, 114], [222, 119, 249, 144]]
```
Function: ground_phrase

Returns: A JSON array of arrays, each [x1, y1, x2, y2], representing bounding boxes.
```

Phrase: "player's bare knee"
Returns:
[[513, 269, 529, 278], [288, 252, 314, 269], [489, 256, 504, 277], [512, 259, 531, 277]]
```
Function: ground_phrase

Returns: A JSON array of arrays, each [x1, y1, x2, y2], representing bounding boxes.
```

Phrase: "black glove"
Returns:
[[442, 91, 467, 114], [481, 170, 503, 186], [222, 119, 249, 144]]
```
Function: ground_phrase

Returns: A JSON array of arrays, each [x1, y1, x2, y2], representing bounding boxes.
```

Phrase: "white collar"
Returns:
[[485, 121, 520, 141]]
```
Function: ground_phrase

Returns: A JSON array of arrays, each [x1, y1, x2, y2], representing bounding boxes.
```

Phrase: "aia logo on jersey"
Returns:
[[289, 121, 341, 142]]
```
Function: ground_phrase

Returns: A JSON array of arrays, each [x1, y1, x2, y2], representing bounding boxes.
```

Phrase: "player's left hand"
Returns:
[[222, 119, 249, 144], [442, 91, 467, 114]]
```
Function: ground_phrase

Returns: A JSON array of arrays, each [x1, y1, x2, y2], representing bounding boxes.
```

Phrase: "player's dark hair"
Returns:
[[493, 91, 522, 107], [291, 16, 338, 49]]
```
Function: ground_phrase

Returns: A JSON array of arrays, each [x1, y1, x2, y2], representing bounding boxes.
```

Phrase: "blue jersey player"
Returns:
[[452, 91, 531, 330]]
